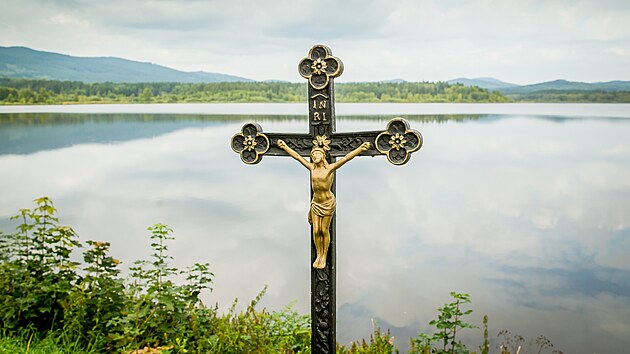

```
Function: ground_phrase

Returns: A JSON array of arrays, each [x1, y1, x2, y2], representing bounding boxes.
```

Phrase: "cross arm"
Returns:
[[330, 118, 423, 165], [231, 118, 422, 165], [266, 132, 313, 157], [328, 131, 382, 158]]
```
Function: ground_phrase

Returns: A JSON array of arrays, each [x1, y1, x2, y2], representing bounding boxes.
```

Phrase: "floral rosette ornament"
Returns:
[[375, 118, 423, 165], [231, 123, 270, 164], [298, 45, 344, 90], [312, 135, 331, 151]]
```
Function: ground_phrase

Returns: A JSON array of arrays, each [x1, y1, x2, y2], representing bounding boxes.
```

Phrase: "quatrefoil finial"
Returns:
[[298, 44, 344, 90], [231, 123, 270, 164], [375, 118, 423, 165]]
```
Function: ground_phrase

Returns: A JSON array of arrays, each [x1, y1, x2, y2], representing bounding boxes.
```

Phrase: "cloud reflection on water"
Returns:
[[0, 113, 629, 353]]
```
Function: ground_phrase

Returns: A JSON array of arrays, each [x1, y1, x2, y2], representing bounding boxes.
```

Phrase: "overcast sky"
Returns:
[[1, 0, 629, 84]]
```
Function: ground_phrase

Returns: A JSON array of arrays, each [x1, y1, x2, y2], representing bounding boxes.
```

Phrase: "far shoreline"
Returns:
[[1, 102, 630, 118]]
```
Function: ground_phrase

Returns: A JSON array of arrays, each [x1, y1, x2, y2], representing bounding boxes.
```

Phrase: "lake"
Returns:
[[1, 104, 629, 353]]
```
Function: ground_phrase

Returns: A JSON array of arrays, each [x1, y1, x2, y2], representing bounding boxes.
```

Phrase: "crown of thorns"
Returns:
[[312, 135, 331, 151]]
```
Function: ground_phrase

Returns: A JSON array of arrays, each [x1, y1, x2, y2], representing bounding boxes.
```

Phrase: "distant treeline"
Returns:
[[0, 78, 508, 104], [504, 91, 630, 103], [1, 78, 628, 104]]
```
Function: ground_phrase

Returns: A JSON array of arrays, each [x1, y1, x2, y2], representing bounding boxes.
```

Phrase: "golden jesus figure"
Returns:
[[277, 139, 371, 269]]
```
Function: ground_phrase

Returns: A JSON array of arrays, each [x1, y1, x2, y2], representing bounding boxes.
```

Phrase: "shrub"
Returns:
[[0, 197, 310, 353]]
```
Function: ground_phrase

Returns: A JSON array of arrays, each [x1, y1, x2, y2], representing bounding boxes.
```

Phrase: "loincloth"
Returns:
[[309, 197, 336, 223]]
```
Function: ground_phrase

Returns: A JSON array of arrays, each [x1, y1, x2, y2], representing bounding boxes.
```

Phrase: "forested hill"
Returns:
[[499, 79, 630, 94], [448, 77, 630, 93], [0, 79, 509, 104], [0, 46, 252, 83], [2, 78, 629, 104], [448, 77, 519, 90]]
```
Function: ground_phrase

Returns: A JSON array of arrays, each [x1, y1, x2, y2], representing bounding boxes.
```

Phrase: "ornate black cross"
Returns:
[[230, 44, 423, 353]]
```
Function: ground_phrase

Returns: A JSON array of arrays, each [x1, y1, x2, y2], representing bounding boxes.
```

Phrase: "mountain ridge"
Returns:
[[0, 46, 253, 83], [449, 77, 630, 93], [499, 79, 630, 94], [2, 46, 630, 94], [448, 77, 519, 90]]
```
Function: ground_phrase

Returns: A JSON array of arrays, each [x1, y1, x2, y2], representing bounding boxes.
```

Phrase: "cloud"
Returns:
[[1, 1, 629, 83], [606, 47, 630, 58]]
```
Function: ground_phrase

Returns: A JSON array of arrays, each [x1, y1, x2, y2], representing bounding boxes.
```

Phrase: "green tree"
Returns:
[[140, 87, 153, 102]]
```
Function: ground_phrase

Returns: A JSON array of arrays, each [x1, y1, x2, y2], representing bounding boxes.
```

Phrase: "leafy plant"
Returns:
[[337, 320, 398, 354], [479, 315, 489, 354], [0, 197, 81, 332], [63, 240, 125, 349], [269, 302, 311, 353], [410, 292, 477, 354], [107, 223, 215, 351]]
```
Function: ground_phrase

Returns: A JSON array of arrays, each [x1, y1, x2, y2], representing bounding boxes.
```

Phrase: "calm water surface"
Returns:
[[1, 105, 629, 353]]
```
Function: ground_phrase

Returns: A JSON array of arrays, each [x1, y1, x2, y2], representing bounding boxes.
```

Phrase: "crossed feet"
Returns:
[[312, 257, 326, 269]]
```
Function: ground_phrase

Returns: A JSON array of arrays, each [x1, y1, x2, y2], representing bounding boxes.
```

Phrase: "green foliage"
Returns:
[[62, 239, 125, 349], [0, 329, 100, 354], [410, 292, 476, 354], [480, 315, 489, 354], [0, 197, 81, 333], [268, 303, 311, 353], [0, 197, 310, 353], [506, 91, 630, 103], [337, 322, 398, 354], [203, 288, 310, 353], [0, 197, 123, 350], [0, 78, 511, 104], [3, 77, 630, 104], [336, 82, 509, 103], [107, 223, 216, 351], [0, 198, 564, 353]]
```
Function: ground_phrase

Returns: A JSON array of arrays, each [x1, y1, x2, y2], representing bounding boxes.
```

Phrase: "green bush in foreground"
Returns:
[[0, 197, 310, 353]]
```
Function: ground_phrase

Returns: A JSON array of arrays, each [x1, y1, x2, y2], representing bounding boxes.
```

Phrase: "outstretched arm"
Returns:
[[330, 142, 370, 171], [277, 140, 312, 170]]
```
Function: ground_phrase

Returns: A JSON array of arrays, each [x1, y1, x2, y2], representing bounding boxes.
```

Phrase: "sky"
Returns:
[[1, 0, 629, 84]]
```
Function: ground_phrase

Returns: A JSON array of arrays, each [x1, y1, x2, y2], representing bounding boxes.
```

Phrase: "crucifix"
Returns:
[[230, 44, 423, 353]]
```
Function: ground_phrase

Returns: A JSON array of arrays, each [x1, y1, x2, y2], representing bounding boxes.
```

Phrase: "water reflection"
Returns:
[[0, 113, 629, 353], [0, 113, 477, 155]]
